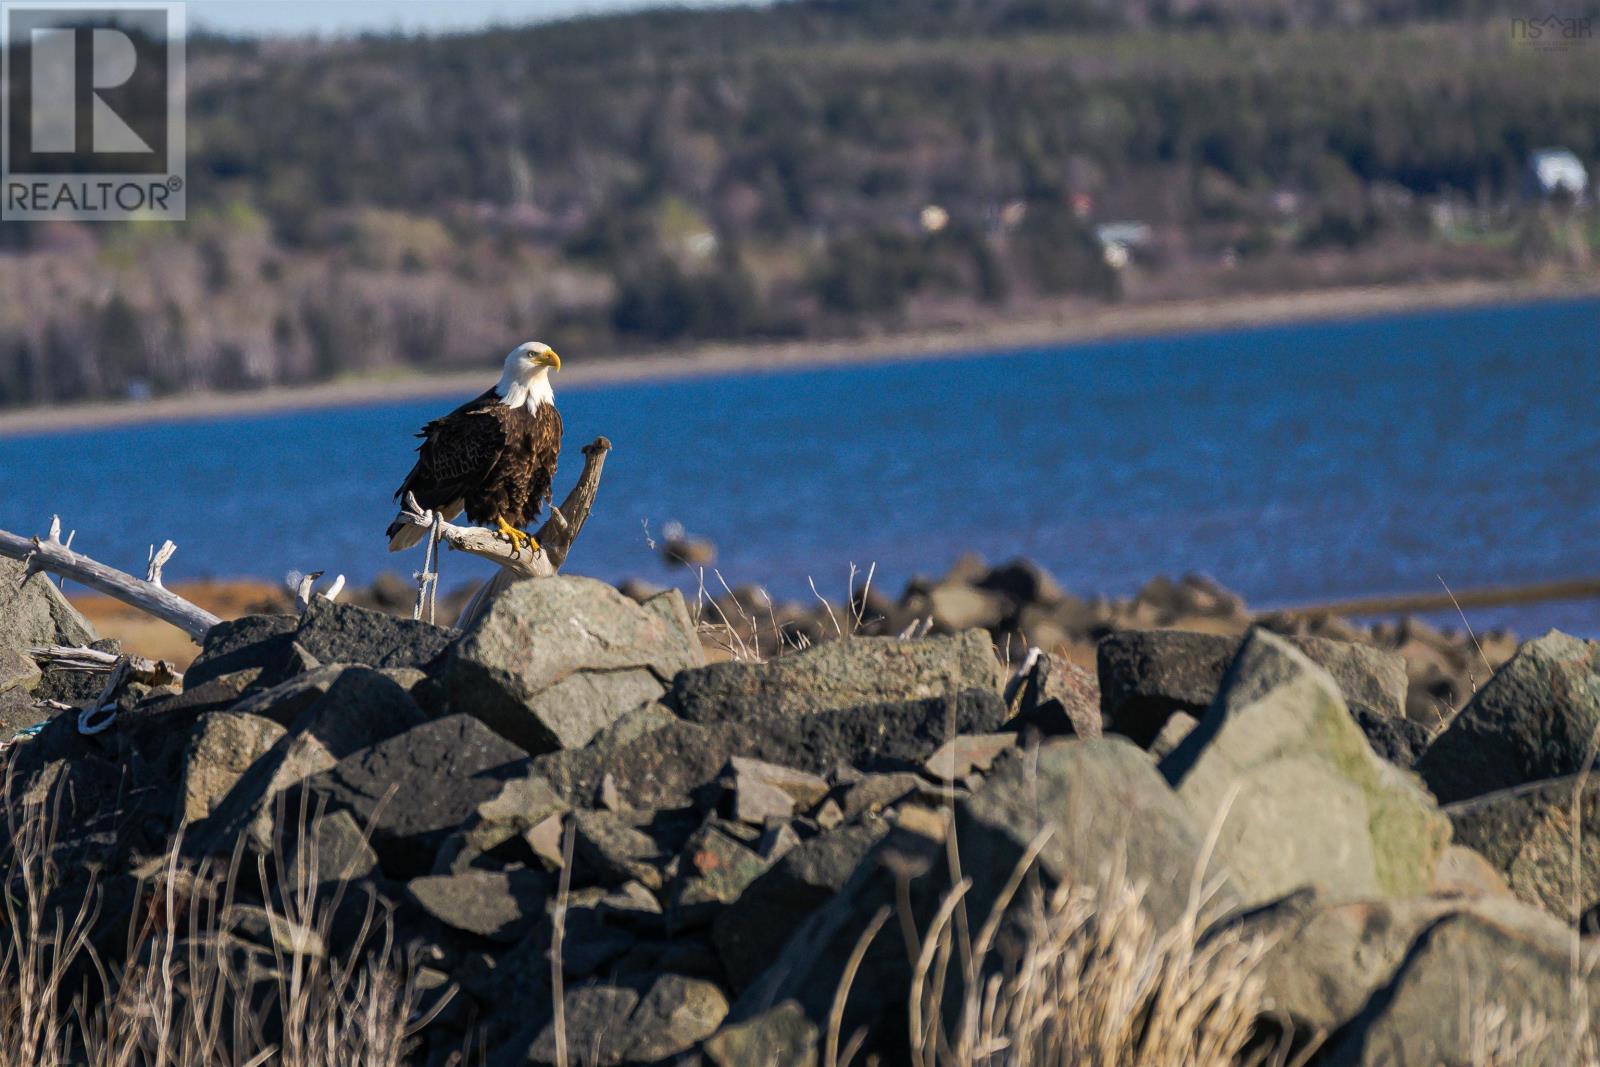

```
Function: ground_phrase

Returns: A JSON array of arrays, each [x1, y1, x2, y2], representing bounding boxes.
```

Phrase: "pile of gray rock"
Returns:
[[4, 557, 1600, 1064], [635, 555, 1516, 727]]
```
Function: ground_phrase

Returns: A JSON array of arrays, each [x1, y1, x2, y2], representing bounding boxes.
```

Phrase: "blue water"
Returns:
[[4, 296, 1599, 636]]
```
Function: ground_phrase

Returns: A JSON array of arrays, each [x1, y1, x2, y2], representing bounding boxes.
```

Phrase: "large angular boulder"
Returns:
[[175, 712, 286, 824], [293, 598, 454, 672], [962, 738, 1233, 928], [1417, 631, 1600, 804], [297, 713, 550, 877], [1219, 890, 1471, 1038], [668, 630, 1002, 723], [0, 647, 39, 697], [1160, 630, 1447, 907], [0, 557, 97, 654], [1446, 774, 1600, 921], [1324, 897, 1599, 1066], [1098, 629, 1408, 746], [1005, 650, 1102, 738], [192, 668, 427, 857], [712, 820, 889, 991], [447, 576, 702, 754], [183, 614, 300, 691], [406, 869, 550, 942], [534, 689, 1007, 810]]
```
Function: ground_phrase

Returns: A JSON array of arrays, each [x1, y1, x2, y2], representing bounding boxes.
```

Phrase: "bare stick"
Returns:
[[452, 437, 612, 628], [145, 540, 177, 587], [0, 518, 219, 642]]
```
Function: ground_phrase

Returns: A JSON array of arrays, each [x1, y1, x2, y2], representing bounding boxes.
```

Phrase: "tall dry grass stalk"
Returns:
[[693, 563, 881, 662], [899, 866, 1284, 1067], [0, 776, 454, 1067]]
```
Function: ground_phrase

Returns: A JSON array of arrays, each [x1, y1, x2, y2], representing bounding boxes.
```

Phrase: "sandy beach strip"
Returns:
[[3, 276, 1598, 437]]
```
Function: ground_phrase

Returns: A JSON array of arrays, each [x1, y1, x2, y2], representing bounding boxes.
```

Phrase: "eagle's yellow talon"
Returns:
[[494, 517, 536, 555]]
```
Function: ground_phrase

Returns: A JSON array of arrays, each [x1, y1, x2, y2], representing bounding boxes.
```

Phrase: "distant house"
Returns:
[[1525, 148, 1590, 200]]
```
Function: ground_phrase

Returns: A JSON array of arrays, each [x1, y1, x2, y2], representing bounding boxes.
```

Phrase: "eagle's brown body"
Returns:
[[386, 387, 562, 549]]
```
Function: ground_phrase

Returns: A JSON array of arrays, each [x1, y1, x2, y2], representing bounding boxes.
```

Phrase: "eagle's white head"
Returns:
[[496, 340, 561, 412]]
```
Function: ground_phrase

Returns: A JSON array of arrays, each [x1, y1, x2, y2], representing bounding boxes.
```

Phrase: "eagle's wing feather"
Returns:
[[394, 389, 508, 510]]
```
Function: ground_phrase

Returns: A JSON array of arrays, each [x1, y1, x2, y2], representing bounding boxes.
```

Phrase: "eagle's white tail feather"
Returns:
[[387, 521, 427, 551]]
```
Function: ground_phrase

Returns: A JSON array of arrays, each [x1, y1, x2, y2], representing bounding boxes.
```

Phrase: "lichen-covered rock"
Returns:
[[1417, 630, 1600, 804], [668, 630, 1002, 723], [672, 821, 773, 924], [1160, 630, 1447, 906], [447, 576, 702, 755]]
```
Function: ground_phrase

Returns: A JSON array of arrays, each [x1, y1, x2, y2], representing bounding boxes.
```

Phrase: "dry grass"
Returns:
[[841, 817, 1300, 1067], [10, 725, 1600, 1067], [0, 779, 454, 1067], [692, 563, 885, 662]]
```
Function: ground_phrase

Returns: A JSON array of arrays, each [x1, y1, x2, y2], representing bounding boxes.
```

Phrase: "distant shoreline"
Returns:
[[4, 276, 1598, 437]]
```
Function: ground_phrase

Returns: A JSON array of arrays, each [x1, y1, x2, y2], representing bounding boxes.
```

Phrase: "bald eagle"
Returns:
[[387, 341, 562, 554]]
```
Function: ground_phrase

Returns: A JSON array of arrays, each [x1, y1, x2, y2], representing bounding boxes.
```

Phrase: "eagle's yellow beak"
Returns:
[[539, 350, 562, 371]]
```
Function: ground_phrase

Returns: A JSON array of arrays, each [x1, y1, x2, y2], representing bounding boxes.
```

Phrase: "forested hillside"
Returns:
[[2, 0, 1598, 406]]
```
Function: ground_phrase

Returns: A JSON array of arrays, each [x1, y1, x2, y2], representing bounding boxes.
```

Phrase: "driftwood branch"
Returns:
[[447, 437, 612, 628], [28, 644, 181, 687], [290, 570, 345, 612], [396, 498, 547, 580], [0, 518, 220, 643]]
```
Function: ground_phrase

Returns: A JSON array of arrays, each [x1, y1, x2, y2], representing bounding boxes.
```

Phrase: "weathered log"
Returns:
[[0, 518, 220, 642]]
